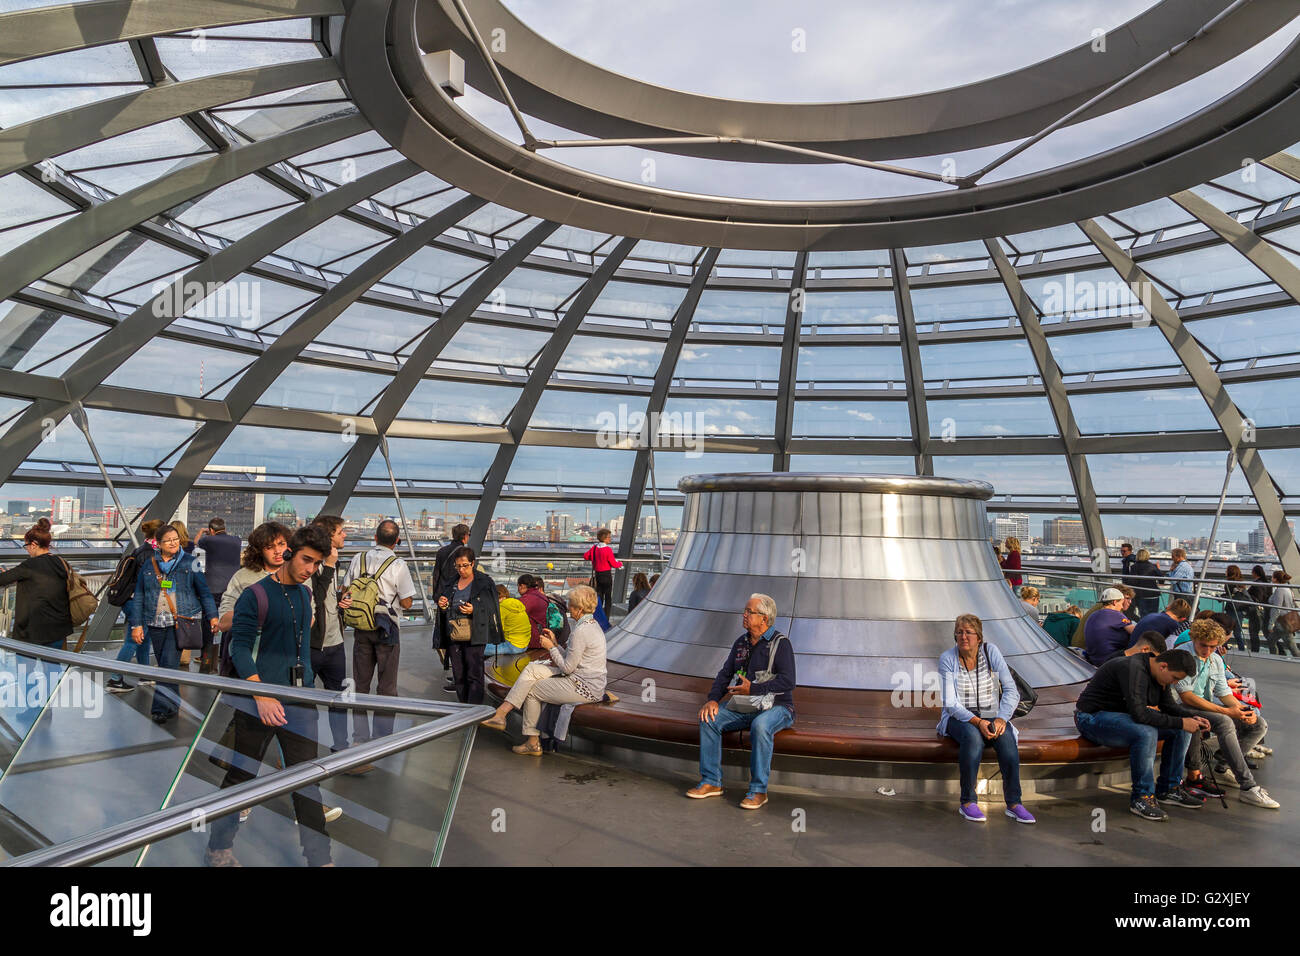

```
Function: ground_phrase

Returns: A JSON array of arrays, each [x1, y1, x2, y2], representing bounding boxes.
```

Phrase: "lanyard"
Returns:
[[275, 573, 303, 659]]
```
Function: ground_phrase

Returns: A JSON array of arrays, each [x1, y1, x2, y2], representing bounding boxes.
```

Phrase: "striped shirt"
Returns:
[[955, 652, 998, 719]]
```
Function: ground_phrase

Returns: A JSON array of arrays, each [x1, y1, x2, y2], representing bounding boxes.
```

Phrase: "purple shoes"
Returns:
[[1004, 804, 1037, 824], [959, 802, 986, 822]]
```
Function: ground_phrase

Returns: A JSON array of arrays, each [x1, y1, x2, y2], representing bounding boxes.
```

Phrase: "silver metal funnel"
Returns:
[[606, 473, 1094, 691]]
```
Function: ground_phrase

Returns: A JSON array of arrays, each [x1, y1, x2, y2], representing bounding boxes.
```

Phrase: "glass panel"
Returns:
[[792, 400, 910, 438], [55, 120, 212, 195], [153, 36, 324, 82], [104, 338, 253, 401], [659, 397, 775, 437], [932, 454, 1075, 494], [556, 334, 665, 378], [257, 362, 389, 415], [0, 43, 145, 128], [438, 322, 548, 368], [208, 425, 347, 477], [1087, 452, 1252, 496], [1069, 388, 1217, 434], [671, 343, 780, 382], [692, 289, 791, 328], [1047, 326, 1179, 375], [802, 290, 896, 330], [788, 454, 915, 475], [397, 379, 520, 424], [794, 345, 902, 385], [645, 451, 771, 491], [1017, 267, 1143, 322], [919, 338, 1038, 383], [488, 265, 585, 314], [927, 396, 1059, 437], [530, 390, 649, 433], [318, 302, 431, 356], [908, 281, 1015, 330], [504, 445, 636, 489], [1183, 304, 1300, 361], [1138, 244, 1269, 298], [587, 279, 687, 322], [361, 437, 497, 483], [1225, 378, 1300, 429]]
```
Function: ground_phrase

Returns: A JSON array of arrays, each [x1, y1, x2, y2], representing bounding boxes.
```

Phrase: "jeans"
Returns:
[[943, 718, 1023, 806], [310, 643, 349, 752], [1185, 710, 1267, 789], [1074, 710, 1190, 798], [1222, 606, 1245, 651], [206, 697, 331, 866], [483, 642, 525, 657], [698, 704, 794, 795], [12, 638, 67, 732], [1243, 605, 1263, 653], [147, 625, 180, 718], [111, 628, 151, 682]]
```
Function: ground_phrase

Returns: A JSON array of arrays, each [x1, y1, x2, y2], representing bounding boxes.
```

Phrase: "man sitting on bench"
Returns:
[[687, 593, 795, 810], [1074, 648, 1210, 822]]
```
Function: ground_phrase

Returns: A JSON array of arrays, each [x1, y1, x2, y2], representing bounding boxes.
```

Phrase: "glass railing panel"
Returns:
[[0, 661, 217, 858], [94, 719, 476, 867]]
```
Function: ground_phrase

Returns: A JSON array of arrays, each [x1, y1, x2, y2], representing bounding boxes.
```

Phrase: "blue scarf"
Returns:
[[157, 554, 181, 575]]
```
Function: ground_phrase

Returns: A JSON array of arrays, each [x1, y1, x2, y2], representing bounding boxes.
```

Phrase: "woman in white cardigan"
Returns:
[[480, 584, 607, 755]]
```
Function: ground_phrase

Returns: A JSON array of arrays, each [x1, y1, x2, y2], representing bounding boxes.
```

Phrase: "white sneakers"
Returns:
[[1246, 746, 1267, 760], [1240, 785, 1280, 809]]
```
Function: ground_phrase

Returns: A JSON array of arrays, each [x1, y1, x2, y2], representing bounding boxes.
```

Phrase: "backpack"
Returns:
[[341, 554, 399, 632], [218, 577, 308, 677], [544, 594, 570, 644], [105, 543, 152, 607], [59, 558, 98, 626]]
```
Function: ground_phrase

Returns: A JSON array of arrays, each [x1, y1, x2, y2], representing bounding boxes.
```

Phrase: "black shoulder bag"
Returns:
[[984, 643, 1036, 719]]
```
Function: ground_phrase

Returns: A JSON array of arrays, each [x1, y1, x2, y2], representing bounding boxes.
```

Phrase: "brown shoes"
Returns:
[[204, 848, 241, 867], [686, 784, 724, 799], [511, 741, 543, 756], [740, 793, 768, 810], [479, 716, 508, 731]]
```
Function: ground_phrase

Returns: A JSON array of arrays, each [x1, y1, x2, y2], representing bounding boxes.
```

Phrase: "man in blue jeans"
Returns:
[[1074, 648, 1210, 822], [687, 593, 795, 810]]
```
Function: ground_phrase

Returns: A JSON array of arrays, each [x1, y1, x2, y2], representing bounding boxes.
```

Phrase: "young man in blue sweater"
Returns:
[[205, 524, 333, 867]]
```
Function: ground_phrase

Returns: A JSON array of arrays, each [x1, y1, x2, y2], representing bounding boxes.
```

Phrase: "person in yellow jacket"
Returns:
[[485, 584, 531, 657]]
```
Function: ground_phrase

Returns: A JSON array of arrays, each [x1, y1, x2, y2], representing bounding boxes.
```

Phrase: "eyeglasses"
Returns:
[[741, 608, 764, 616]]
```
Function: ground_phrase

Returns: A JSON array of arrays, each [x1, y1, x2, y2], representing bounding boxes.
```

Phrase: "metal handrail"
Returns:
[[4, 702, 491, 867], [1018, 566, 1291, 615], [0, 636, 473, 717]]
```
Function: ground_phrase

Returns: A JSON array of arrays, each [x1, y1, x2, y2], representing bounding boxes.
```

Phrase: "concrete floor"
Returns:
[[432, 645, 1300, 867], [78, 629, 1299, 866]]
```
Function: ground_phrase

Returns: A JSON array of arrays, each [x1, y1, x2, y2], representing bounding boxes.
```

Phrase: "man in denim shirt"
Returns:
[[687, 593, 795, 810]]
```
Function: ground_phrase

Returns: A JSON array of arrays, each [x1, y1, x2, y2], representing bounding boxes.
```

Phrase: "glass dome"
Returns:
[[1, 0, 1299, 576]]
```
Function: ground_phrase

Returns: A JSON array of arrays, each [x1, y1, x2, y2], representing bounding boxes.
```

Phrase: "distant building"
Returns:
[[266, 495, 299, 528], [179, 465, 266, 539], [52, 496, 80, 524], [7, 500, 29, 515], [1248, 519, 1294, 556], [1042, 517, 1085, 547], [546, 512, 573, 542], [75, 486, 104, 518], [639, 514, 658, 537]]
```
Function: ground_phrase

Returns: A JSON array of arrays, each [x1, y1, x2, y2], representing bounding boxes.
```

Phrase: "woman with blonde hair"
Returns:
[[937, 613, 1033, 824], [1000, 537, 1022, 588], [479, 584, 607, 755]]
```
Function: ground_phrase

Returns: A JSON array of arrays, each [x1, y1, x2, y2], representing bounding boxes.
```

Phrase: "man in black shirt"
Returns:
[[1074, 648, 1210, 821], [194, 517, 241, 673]]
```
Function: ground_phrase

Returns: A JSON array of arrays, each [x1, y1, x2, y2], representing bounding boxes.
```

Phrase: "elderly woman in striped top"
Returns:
[[937, 613, 1035, 824], [479, 584, 607, 755]]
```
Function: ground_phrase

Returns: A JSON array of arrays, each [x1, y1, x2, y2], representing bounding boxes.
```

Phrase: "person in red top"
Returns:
[[1000, 536, 1023, 587], [517, 573, 549, 649], [584, 529, 623, 619]]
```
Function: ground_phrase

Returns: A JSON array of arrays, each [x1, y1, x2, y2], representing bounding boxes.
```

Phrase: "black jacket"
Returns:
[[1075, 654, 1195, 729], [0, 554, 72, 644], [200, 532, 242, 597], [309, 564, 344, 652], [707, 629, 797, 715], [1123, 560, 1162, 597], [437, 570, 502, 647]]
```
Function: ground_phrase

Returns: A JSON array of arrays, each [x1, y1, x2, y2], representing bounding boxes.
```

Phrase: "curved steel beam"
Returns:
[[1080, 217, 1300, 579], [0, 57, 342, 179], [138, 192, 485, 526], [772, 252, 807, 472], [986, 238, 1106, 558], [0, 0, 345, 67], [1170, 187, 1300, 303], [0, 112, 369, 306], [318, 218, 561, 516], [344, 0, 1300, 249], [469, 236, 637, 551], [613, 247, 720, 595], [424, 0, 1294, 162], [0, 156, 407, 488], [889, 249, 931, 476]]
